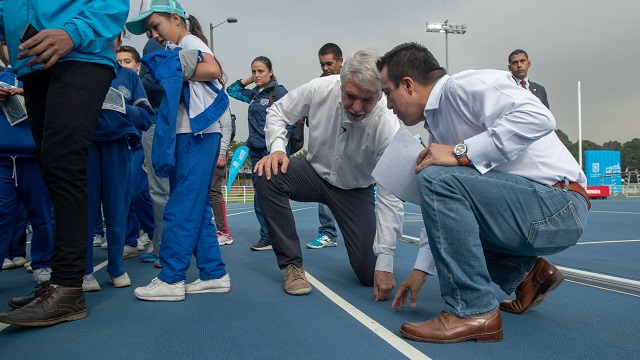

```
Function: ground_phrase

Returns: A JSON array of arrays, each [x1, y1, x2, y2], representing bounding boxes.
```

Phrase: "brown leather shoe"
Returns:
[[283, 264, 312, 295], [8, 281, 51, 309], [499, 257, 564, 314], [0, 283, 87, 327], [400, 309, 503, 344]]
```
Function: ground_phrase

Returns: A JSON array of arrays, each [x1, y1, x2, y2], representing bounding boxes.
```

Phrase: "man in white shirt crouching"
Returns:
[[377, 42, 589, 344], [253, 50, 404, 300]]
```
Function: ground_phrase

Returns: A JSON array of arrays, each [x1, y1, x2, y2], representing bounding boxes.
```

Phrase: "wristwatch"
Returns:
[[452, 143, 471, 166]]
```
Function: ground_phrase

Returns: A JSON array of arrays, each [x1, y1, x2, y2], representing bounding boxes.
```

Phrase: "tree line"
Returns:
[[555, 130, 640, 171]]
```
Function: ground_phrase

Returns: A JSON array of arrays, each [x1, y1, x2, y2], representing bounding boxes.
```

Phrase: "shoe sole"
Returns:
[[305, 243, 337, 249], [284, 287, 312, 296], [399, 328, 503, 344], [123, 253, 139, 259], [186, 287, 230, 294], [82, 285, 102, 292], [109, 280, 131, 288], [0, 310, 88, 327], [219, 241, 234, 246], [135, 295, 185, 301], [250, 245, 272, 251], [140, 257, 157, 263]]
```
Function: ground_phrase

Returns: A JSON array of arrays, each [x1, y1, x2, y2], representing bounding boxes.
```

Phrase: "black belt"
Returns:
[[552, 181, 591, 210]]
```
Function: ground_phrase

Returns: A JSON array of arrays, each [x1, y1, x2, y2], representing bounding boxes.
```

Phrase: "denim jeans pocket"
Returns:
[[527, 201, 584, 255]]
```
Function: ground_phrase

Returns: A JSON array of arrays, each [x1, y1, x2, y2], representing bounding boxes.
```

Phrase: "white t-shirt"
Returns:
[[175, 34, 222, 134]]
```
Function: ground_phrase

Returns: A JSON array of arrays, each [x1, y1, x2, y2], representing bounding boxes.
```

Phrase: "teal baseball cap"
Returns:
[[126, 0, 187, 35]]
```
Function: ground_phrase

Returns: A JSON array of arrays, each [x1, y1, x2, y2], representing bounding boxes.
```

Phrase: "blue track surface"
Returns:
[[1, 199, 638, 359]]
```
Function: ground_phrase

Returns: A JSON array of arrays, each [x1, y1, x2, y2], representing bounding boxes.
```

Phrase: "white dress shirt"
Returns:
[[414, 70, 587, 274], [265, 75, 404, 272]]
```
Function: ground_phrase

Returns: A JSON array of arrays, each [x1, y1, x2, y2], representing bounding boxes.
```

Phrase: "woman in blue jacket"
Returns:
[[227, 56, 294, 251]]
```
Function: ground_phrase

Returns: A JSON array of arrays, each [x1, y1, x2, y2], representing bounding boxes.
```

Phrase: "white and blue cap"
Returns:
[[126, 0, 188, 35]]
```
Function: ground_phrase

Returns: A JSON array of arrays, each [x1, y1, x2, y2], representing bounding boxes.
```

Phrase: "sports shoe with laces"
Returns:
[[217, 231, 234, 246], [185, 274, 231, 294], [134, 277, 185, 301], [283, 264, 312, 295], [3, 258, 15, 270], [93, 234, 103, 247], [250, 238, 272, 251], [82, 274, 101, 292], [123, 245, 139, 259], [306, 233, 337, 249], [33, 268, 52, 283], [109, 272, 131, 288], [137, 232, 151, 250], [100, 241, 108, 250], [12, 257, 28, 267]]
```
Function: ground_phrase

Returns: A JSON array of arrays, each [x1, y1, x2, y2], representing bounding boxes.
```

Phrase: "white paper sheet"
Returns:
[[372, 126, 424, 205]]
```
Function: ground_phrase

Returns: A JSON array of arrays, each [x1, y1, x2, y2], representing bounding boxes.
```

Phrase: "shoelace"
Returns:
[[291, 266, 304, 281], [28, 281, 56, 303]]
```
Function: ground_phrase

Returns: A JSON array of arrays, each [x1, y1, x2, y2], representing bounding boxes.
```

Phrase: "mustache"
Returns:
[[347, 110, 365, 116]]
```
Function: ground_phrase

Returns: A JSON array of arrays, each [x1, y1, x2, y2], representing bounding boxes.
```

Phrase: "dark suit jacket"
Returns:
[[529, 81, 549, 109]]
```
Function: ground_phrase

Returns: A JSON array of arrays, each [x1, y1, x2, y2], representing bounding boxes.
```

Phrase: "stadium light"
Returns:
[[425, 20, 467, 71], [209, 17, 238, 54]]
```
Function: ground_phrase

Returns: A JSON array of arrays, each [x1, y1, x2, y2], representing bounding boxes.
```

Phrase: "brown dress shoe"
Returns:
[[8, 281, 51, 309], [0, 283, 87, 327], [499, 258, 564, 314], [283, 264, 312, 295], [400, 309, 503, 344]]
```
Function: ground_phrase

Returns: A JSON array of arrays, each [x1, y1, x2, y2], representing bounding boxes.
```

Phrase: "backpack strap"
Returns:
[[269, 82, 278, 106]]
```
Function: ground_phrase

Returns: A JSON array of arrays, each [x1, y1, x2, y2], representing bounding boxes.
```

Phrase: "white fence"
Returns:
[[222, 185, 255, 203]]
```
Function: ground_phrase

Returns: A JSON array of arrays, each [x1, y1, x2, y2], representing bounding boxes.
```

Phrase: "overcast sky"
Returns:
[[124, 0, 639, 145]]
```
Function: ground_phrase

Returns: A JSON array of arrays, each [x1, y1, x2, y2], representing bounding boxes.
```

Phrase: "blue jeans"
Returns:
[[317, 203, 337, 239], [418, 166, 589, 318]]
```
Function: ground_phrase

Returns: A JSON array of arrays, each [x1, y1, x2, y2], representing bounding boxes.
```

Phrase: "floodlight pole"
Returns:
[[426, 20, 467, 72], [209, 17, 238, 55]]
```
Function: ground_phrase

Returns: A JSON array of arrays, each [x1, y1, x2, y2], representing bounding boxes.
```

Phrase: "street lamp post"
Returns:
[[425, 20, 467, 71], [209, 17, 238, 54]]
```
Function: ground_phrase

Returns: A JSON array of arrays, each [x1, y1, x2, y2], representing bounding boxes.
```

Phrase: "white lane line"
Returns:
[[0, 323, 9, 331], [305, 272, 430, 360], [591, 210, 640, 215], [578, 239, 640, 245], [227, 206, 316, 217]]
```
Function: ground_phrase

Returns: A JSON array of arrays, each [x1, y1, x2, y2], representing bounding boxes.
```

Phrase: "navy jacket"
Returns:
[[94, 65, 155, 149], [227, 79, 294, 151]]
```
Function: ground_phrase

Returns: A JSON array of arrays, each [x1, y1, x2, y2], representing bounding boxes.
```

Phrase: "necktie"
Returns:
[[520, 80, 527, 89]]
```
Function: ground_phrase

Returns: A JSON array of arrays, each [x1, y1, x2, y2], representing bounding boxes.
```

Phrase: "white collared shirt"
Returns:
[[265, 75, 403, 272], [513, 75, 529, 89], [415, 70, 586, 274]]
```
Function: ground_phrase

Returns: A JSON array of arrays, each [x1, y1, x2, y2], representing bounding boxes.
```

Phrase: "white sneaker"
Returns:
[[33, 267, 52, 283], [134, 277, 185, 301], [217, 231, 234, 246], [83, 273, 102, 292], [123, 245, 139, 259], [25, 262, 32, 273], [100, 241, 108, 250], [109, 272, 131, 288], [185, 274, 231, 294], [137, 232, 151, 250], [93, 234, 103, 247], [11, 256, 28, 267], [2, 258, 15, 270]]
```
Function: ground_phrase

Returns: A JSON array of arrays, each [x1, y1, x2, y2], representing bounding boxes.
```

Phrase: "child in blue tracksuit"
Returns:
[[83, 34, 155, 291], [227, 56, 295, 251], [0, 44, 54, 282], [115, 45, 155, 255], [127, 0, 230, 301]]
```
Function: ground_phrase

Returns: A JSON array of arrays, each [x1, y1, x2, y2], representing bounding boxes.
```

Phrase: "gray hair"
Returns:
[[340, 50, 382, 95]]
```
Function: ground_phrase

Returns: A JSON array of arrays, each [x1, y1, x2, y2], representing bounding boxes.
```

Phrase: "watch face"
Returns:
[[453, 143, 467, 156]]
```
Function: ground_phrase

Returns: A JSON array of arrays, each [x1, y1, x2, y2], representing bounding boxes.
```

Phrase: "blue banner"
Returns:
[[226, 145, 249, 197]]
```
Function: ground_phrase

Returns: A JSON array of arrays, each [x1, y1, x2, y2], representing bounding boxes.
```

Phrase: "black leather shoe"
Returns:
[[8, 281, 51, 309], [0, 283, 87, 327]]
